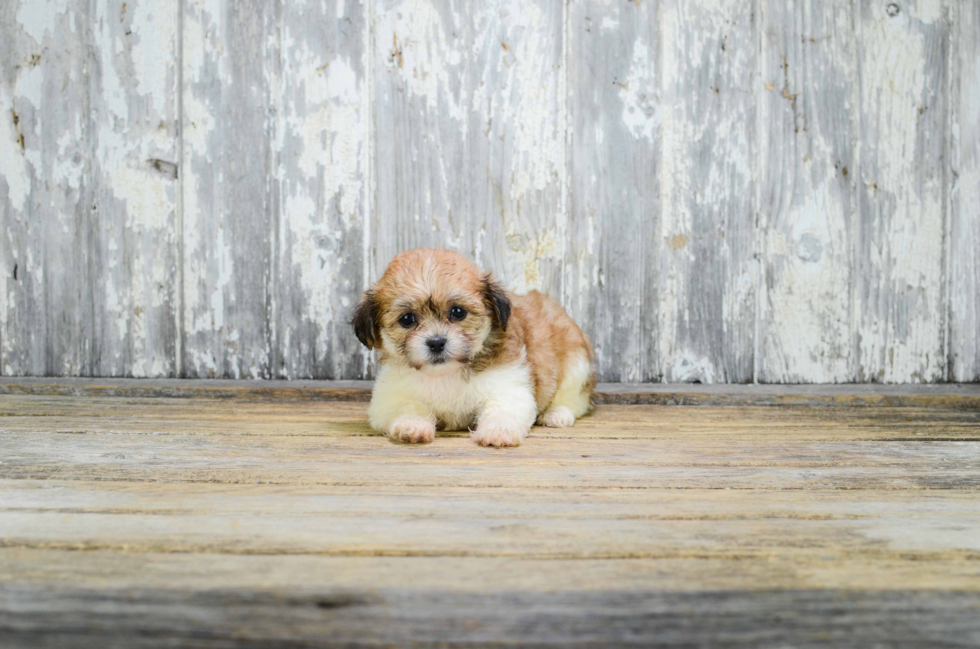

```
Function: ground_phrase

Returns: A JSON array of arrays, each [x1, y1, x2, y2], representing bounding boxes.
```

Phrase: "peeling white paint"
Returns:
[[908, 0, 942, 25], [503, 1, 563, 200], [505, 226, 559, 293], [600, 17, 619, 32], [671, 350, 717, 384], [950, 0, 980, 380], [757, 0, 857, 384], [658, 0, 756, 382], [0, 88, 30, 211], [620, 40, 659, 142], [51, 126, 84, 191], [129, 0, 179, 114], [16, 0, 71, 45], [765, 187, 852, 382], [276, 4, 368, 378], [857, 2, 945, 382], [0, 0, 972, 382], [375, 0, 464, 121]]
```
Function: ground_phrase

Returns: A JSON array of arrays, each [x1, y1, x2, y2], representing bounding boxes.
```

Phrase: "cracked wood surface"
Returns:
[[2, 0, 977, 383], [0, 392, 978, 646]]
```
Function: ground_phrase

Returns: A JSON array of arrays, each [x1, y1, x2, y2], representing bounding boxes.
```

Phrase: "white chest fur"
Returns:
[[368, 356, 536, 432]]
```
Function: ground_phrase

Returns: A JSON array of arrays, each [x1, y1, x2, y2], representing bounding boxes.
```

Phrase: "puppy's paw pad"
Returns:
[[471, 420, 526, 448], [387, 418, 436, 444], [541, 406, 575, 428]]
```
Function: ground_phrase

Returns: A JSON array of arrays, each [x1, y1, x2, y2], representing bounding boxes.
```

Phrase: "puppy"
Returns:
[[352, 249, 595, 447]]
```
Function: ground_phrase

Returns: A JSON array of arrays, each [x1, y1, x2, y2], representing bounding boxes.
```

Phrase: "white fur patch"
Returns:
[[540, 405, 575, 428], [547, 352, 593, 419], [387, 416, 436, 444], [368, 351, 538, 445]]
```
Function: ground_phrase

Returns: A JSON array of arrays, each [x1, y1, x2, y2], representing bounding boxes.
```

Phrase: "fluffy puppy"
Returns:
[[352, 249, 595, 447]]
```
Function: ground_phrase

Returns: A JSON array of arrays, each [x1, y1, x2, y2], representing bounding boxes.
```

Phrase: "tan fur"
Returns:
[[353, 249, 595, 447], [505, 291, 596, 413]]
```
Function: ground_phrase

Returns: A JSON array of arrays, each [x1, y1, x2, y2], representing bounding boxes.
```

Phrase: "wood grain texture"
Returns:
[[90, 0, 181, 378], [950, 0, 979, 381], [658, 0, 757, 383], [1, 396, 978, 492], [1, 0, 92, 377], [566, 0, 660, 382], [2, 0, 978, 383], [275, 0, 368, 380], [1, 0, 180, 377], [1, 395, 980, 646], [3, 585, 978, 648], [1, 391, 978, 434], [855, 0, 948, 383], [181, 0, 279, 379], [3, 478, 980, 558], [3, 547, 980, 594], [5, 433, 979, 490], [759, 0, 856, 383], [2, 377, 980, 407], [371, 0, 566, 299]]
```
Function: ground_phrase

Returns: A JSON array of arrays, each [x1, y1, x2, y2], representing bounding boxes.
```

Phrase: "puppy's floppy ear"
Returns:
[[351, 290, 381, 349], [482, 273, 511, 331]]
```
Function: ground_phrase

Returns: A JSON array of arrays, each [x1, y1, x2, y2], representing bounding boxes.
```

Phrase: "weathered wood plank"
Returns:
[[2, 584, 978, 649], [4, 428, 979, 489], [1, 394, 978, 437], [7, 510, 977, 560], [5, 423, 980, 459], [89, 0, 181, 377], [2, 394, 980, 646], [181, 0, 279, 378], [566, 0, 660, 382], [759, 0, 857, 382], [658, 0, 757, 383], [950, 0, 980, 381], [0, 1, 180, 378], [6, 479, 979, 517], [275, 0, 368, 380], [3, 547, 980, 594], [0, 2, 95, 375], [2, 0, 975, 385], [855, 0, 948, 383], [371, 0, 566, 298], [2, 479, 978, 559], [3, 377, 980, 407]]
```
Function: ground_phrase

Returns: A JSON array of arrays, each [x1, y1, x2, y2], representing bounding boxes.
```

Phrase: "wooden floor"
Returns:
[[1, 382, 979, 647]]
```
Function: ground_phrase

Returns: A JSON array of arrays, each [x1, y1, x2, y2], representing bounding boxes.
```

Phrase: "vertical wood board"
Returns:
[[89, 0, 181, 377], [0, 0, 179, 378], [566, 0, 661, 382], [658, 0, 758, 383], [181, 0, 279, 378], [855, 0, 947, 383], [371, 0, 566, 301], [949, 0, 979, 381], [0, 0, 975, 382], [759, 0, 857, 383], [1, 1, 95, 377], [275, 0, 369, 380]]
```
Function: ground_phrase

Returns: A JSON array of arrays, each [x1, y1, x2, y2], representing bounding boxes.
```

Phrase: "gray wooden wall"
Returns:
[[1, 0, 977, 383]]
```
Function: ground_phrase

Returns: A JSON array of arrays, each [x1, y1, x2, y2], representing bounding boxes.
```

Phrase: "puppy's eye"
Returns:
[[398, 313, 417, 328], [449, 306, 467, 321]]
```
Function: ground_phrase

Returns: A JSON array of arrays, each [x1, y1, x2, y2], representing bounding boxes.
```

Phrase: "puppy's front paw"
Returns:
[[540, 406, 575, 428], [387, 417, 436, 444], [471, 417, 528, 448]]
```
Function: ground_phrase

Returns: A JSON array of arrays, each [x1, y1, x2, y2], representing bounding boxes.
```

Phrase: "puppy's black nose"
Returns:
[[426, 336, 447, 354]]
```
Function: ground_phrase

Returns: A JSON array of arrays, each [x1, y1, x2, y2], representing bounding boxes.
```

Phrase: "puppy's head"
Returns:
[[352, 249, 510, 372]]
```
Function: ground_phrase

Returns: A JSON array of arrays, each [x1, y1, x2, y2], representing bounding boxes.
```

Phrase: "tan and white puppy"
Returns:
[[352, 249, 595, 447]]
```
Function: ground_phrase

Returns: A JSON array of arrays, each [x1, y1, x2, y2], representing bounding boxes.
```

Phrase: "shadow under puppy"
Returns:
[[352, 249, 595, 447]]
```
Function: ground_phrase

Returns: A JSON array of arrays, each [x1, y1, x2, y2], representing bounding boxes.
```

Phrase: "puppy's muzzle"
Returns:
[[425, 335, 447, 361]]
